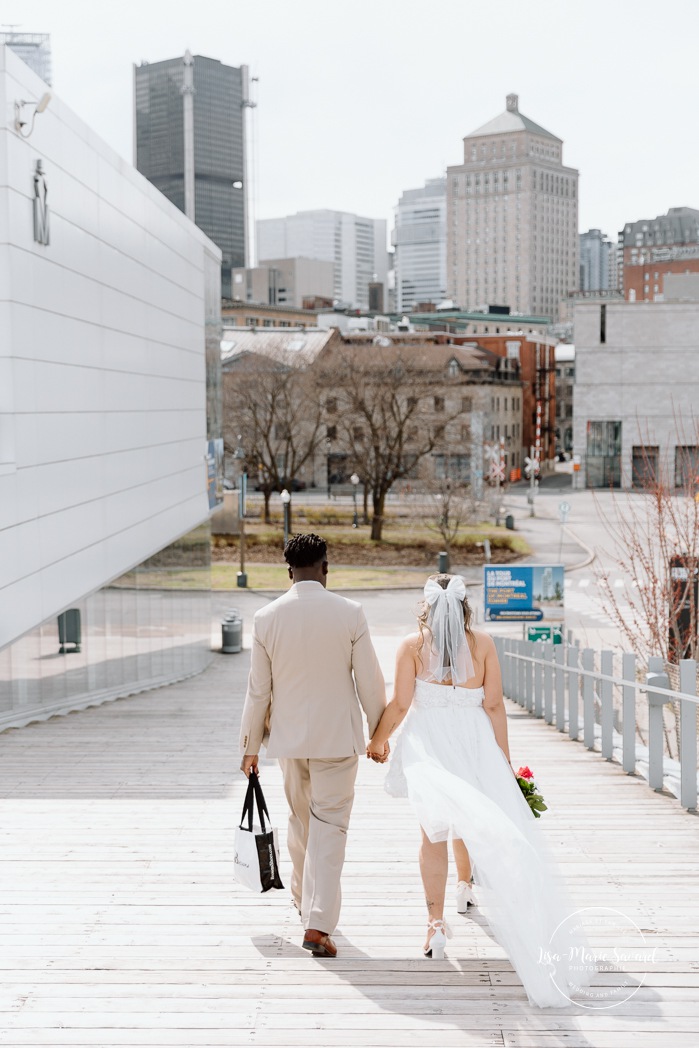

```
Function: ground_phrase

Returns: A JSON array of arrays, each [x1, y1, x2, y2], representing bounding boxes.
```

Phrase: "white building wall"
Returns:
[[0, 46, 221, 652], [573, 300, 699, 488]]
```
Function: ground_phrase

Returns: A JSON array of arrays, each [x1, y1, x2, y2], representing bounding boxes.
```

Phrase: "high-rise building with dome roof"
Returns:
[[447, 94, 578, 322]]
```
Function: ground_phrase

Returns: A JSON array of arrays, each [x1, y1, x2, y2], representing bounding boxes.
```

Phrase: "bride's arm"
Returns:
[[481, 634, 512, 765], [367, 635, 417, 757]]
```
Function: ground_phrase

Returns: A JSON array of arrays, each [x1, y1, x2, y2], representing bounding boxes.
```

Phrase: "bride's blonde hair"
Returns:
[[416, 573, 475, 673]]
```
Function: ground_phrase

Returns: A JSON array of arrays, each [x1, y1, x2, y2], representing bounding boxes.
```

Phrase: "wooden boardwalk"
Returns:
[[1, 637, 699, 1047]]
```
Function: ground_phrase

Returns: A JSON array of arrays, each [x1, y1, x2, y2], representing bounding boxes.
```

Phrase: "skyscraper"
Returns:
[[257, 210, 388, 311], [0, 32, 51, 84], [393, 177, 446, 313], [134, 52, 250, 298], [579, 229, 614, 291], [447, 94, 578, 321]]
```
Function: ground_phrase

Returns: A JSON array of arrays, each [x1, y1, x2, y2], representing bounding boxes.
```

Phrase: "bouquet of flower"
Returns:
[[515, 766, 548, 818]]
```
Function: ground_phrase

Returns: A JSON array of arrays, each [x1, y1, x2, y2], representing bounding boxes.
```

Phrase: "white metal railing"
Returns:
[[495, 636, 698, 812]]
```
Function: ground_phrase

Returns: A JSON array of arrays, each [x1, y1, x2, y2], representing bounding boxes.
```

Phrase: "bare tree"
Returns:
[[323, 341, 466, 541], [223, 351, 325, 525], [595, 432, 699, 666], [425, 475, 474, 555]]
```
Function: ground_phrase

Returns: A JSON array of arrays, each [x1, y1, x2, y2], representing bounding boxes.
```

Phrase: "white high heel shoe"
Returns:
[[456, 880, 476, 914], [423, 918, 452, 960]]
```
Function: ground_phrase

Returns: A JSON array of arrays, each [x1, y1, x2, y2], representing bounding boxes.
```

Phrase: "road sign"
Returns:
[[527, 625, 563, 644], [489, 462, 505, 482]]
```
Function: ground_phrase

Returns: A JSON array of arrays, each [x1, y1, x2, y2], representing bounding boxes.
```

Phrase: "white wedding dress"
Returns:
[[385, 677, 596, 1008]]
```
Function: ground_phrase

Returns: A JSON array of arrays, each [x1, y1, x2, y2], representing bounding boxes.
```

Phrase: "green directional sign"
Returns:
[[527, 625, 563, 644]]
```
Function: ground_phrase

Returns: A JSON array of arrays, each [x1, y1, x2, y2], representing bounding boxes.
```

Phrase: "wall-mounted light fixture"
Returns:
[[14, 92, 52, 138]]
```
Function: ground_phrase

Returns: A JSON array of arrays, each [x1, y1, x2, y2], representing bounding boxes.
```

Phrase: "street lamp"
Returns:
[[350, 473, 360, 528], [233, 437, 247, 588], [326, 438, 332, 500], [280, 488, 291, 548]]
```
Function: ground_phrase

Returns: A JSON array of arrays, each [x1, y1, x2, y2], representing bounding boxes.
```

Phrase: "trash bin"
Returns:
[[58, 608, 81, 653], [438, 551, 450, 573], [505, 514, 515, 530], [221, 614, 242, 654]]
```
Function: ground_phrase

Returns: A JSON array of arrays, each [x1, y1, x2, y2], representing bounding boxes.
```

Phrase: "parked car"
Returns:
[[254, 477, 307, 492]]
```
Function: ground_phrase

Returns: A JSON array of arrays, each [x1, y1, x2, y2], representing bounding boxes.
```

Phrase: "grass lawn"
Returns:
[[212, 563, 430, 591]]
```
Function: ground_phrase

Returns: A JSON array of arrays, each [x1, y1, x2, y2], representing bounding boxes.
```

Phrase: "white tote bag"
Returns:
[[234, 770, 285, 893]]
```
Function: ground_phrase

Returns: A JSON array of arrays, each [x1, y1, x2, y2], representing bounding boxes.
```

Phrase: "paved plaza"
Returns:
[[1, 488, 699, 1045]]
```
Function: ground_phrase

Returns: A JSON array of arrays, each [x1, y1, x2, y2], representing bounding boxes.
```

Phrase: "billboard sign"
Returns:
[[484, 565, 565, 623]]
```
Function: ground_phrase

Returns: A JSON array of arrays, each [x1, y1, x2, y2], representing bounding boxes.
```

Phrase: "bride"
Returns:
[[367, 573, 595, 1008]]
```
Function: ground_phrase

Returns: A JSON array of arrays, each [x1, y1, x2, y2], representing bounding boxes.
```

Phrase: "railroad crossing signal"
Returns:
[[524, 456, 539, 478], [489, 462, 506, 482]]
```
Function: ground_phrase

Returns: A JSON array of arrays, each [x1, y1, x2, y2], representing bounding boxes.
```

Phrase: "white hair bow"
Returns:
[[422, 576, 475, 685]]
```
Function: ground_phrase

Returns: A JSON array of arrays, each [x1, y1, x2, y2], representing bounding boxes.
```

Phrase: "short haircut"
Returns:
[[284, 533, 328, 568]]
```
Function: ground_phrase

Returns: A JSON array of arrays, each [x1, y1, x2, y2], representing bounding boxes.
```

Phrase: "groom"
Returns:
[[239, 533, 387, 958]]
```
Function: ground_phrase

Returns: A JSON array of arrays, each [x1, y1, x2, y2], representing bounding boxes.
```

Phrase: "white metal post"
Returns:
[[600, 650, 614, 759], [554, 645, 566, 731], [621, 652, 636, 774], [567, 645, 579, 741], [582, 648, 595, 749], [679, 659, 697, 810], [646, 657, 668, 792], [543, 642, 554, 724]]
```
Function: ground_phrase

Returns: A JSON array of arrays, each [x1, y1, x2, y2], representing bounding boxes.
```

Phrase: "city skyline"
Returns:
[[5, 0, 698, 254]]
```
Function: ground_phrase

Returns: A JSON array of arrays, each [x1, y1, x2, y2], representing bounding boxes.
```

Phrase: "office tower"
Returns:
[[447, 94, 579, 321], [257, 210, 388, 311], [134, 52, 251, 297], [579, 229, 614, 291], [0, 32, 51, 84], [393, 177, 447, 312]]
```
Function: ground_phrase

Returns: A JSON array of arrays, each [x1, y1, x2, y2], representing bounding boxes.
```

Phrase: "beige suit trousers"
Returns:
[[278, 756, 358, 935]]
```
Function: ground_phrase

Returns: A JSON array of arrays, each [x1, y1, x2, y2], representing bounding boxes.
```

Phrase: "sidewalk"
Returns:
[[1, 636, 699, 1045]]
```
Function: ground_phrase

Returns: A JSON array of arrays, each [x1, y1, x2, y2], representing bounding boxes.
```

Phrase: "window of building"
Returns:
[[326, 425, 337, 441], [462, 396, 472, 412], [585, 420, 621, 488], [632, 446, 659, 489], [434, 396, 445, 412], [674, 446, 699, 489], [434, 453, 470, 482], [326, 398, 337, 414]]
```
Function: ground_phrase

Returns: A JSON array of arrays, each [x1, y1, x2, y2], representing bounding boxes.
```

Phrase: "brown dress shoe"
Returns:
[[302, 929, 338, 957]]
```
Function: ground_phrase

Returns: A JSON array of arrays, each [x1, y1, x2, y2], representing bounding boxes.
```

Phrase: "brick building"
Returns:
[[623, 247, 699, 302], [618, 207, 699, 300], [441, 332, 557, 467]]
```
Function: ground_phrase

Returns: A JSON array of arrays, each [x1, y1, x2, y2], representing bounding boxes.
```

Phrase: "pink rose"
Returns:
[[517, 766, 534, 780]]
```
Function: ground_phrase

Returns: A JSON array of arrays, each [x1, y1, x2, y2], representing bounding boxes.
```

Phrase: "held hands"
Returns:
[[366, 739, 390, 764]]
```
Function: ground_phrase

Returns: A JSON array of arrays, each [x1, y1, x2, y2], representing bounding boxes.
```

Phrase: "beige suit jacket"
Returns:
[[239, 582, 386, 759]]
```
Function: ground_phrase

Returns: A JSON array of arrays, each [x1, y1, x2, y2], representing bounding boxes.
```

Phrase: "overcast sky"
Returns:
[[7, 0, 698, 247]]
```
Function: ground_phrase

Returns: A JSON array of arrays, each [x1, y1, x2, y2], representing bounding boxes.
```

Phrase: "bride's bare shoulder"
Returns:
[[399, 631, 422, 654], [470, 628, 496, 654]]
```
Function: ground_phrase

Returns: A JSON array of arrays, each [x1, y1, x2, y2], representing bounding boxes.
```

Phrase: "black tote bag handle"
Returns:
[[239, 769, 270, 834]]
